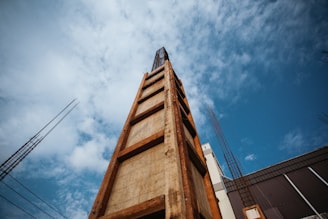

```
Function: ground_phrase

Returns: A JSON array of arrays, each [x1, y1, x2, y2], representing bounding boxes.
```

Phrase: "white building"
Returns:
[[202, 143, 236, 219]]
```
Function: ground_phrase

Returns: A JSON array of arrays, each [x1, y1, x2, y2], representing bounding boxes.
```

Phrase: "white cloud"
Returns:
[[279, 129, 306, 153], [1, 0, 319, 173], [279, 127, 328, 156], [244, 154, 256, 161], [63, 190, 89, 219], [67, 134, 114, 173], [241, 137, 253, 145]]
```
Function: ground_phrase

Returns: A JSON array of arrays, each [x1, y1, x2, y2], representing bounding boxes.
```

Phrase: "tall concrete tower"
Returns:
[[89, 48, 221, 219]]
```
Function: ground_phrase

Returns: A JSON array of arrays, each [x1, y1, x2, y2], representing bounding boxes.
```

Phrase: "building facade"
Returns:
[[202, 143, 236, 219], [223, 146, 328, 219], [89, 48, 221, 219]]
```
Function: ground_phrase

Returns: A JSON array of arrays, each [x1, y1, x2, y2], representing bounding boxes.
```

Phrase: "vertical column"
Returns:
[[163, 63, 186, 218], [180, 88, 222, 218], [166, 60, 199, 218]]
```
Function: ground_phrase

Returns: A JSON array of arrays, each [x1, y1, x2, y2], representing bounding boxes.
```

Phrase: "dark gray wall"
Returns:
[[225, 148, 328, 219]]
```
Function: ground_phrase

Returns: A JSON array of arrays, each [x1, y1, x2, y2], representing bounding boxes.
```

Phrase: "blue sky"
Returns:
[[1, 0, 328, 218]]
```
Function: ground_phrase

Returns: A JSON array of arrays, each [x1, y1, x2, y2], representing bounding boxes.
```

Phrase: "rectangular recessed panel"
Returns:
[[187, 142, 206, 177], [143, 75, 164, 90], [181, 110, 196, 137], [179, 99, 189, 115], [141, 79, 164, 99], [126, 110, 164, 148], [105, 143, 166, 215], [103, 196, 165, 219], [138, 87, 164, 104], [183, 125, 195, 148], [148, 66, 164, 79], [175, 80, 185, 98], [136, 91, 164, 115], [191, 162, 212, 219], [144, 71, 164, 87], [118, 130, 164, 162]]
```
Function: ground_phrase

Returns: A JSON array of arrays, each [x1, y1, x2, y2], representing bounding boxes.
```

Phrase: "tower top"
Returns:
[[151, 47, 169, 71]]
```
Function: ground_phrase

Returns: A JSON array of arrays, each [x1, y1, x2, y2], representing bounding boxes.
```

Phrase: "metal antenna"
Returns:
[[151, 47, 169, 71], [207, 106, 256, 207], [0, 99, 79, 181]]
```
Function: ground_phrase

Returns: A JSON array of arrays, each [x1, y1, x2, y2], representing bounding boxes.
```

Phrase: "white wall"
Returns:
[[202, 143, 236, 219]]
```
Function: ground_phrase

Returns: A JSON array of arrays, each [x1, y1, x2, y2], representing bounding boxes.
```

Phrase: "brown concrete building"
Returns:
[[223, 146, 328, 219], [89, 48, 221, 219]]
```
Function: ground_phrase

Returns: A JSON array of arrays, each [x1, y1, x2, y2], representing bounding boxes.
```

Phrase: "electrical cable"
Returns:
[[0, 99, 78, 218], [0, 101, 80, 182], [8, 173, 68, 219], [0, 192, 37, 219], [40, 101, 79, 142], [0, 99, 78, 181], [0, 180, 56, 219]]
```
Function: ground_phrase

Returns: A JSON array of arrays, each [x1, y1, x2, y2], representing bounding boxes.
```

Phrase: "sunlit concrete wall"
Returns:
[[202, 143, 236, 219]]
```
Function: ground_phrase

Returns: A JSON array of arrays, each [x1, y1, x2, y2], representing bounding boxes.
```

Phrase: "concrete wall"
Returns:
[[106, 143, 166, 214], [202, 143, 236, 219]]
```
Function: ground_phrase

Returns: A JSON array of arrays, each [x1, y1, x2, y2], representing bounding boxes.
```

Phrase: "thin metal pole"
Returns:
[[308, 167, 328, 187], [283, 174, 323, 219]]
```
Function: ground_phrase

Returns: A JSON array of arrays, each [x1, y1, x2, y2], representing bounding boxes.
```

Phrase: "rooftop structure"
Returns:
[[223, 146, 328, 218]]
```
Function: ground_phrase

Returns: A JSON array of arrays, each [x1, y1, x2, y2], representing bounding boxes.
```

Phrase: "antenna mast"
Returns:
[[207, 107, 266, 218]]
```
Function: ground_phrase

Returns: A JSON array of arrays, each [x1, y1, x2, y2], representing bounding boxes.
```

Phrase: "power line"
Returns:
[[0, 192, 37, 219], [7, 173, 68, 219], [1, 180, 56, 219], [0, 99, 79, 181], [0, 99, 78, 218]]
